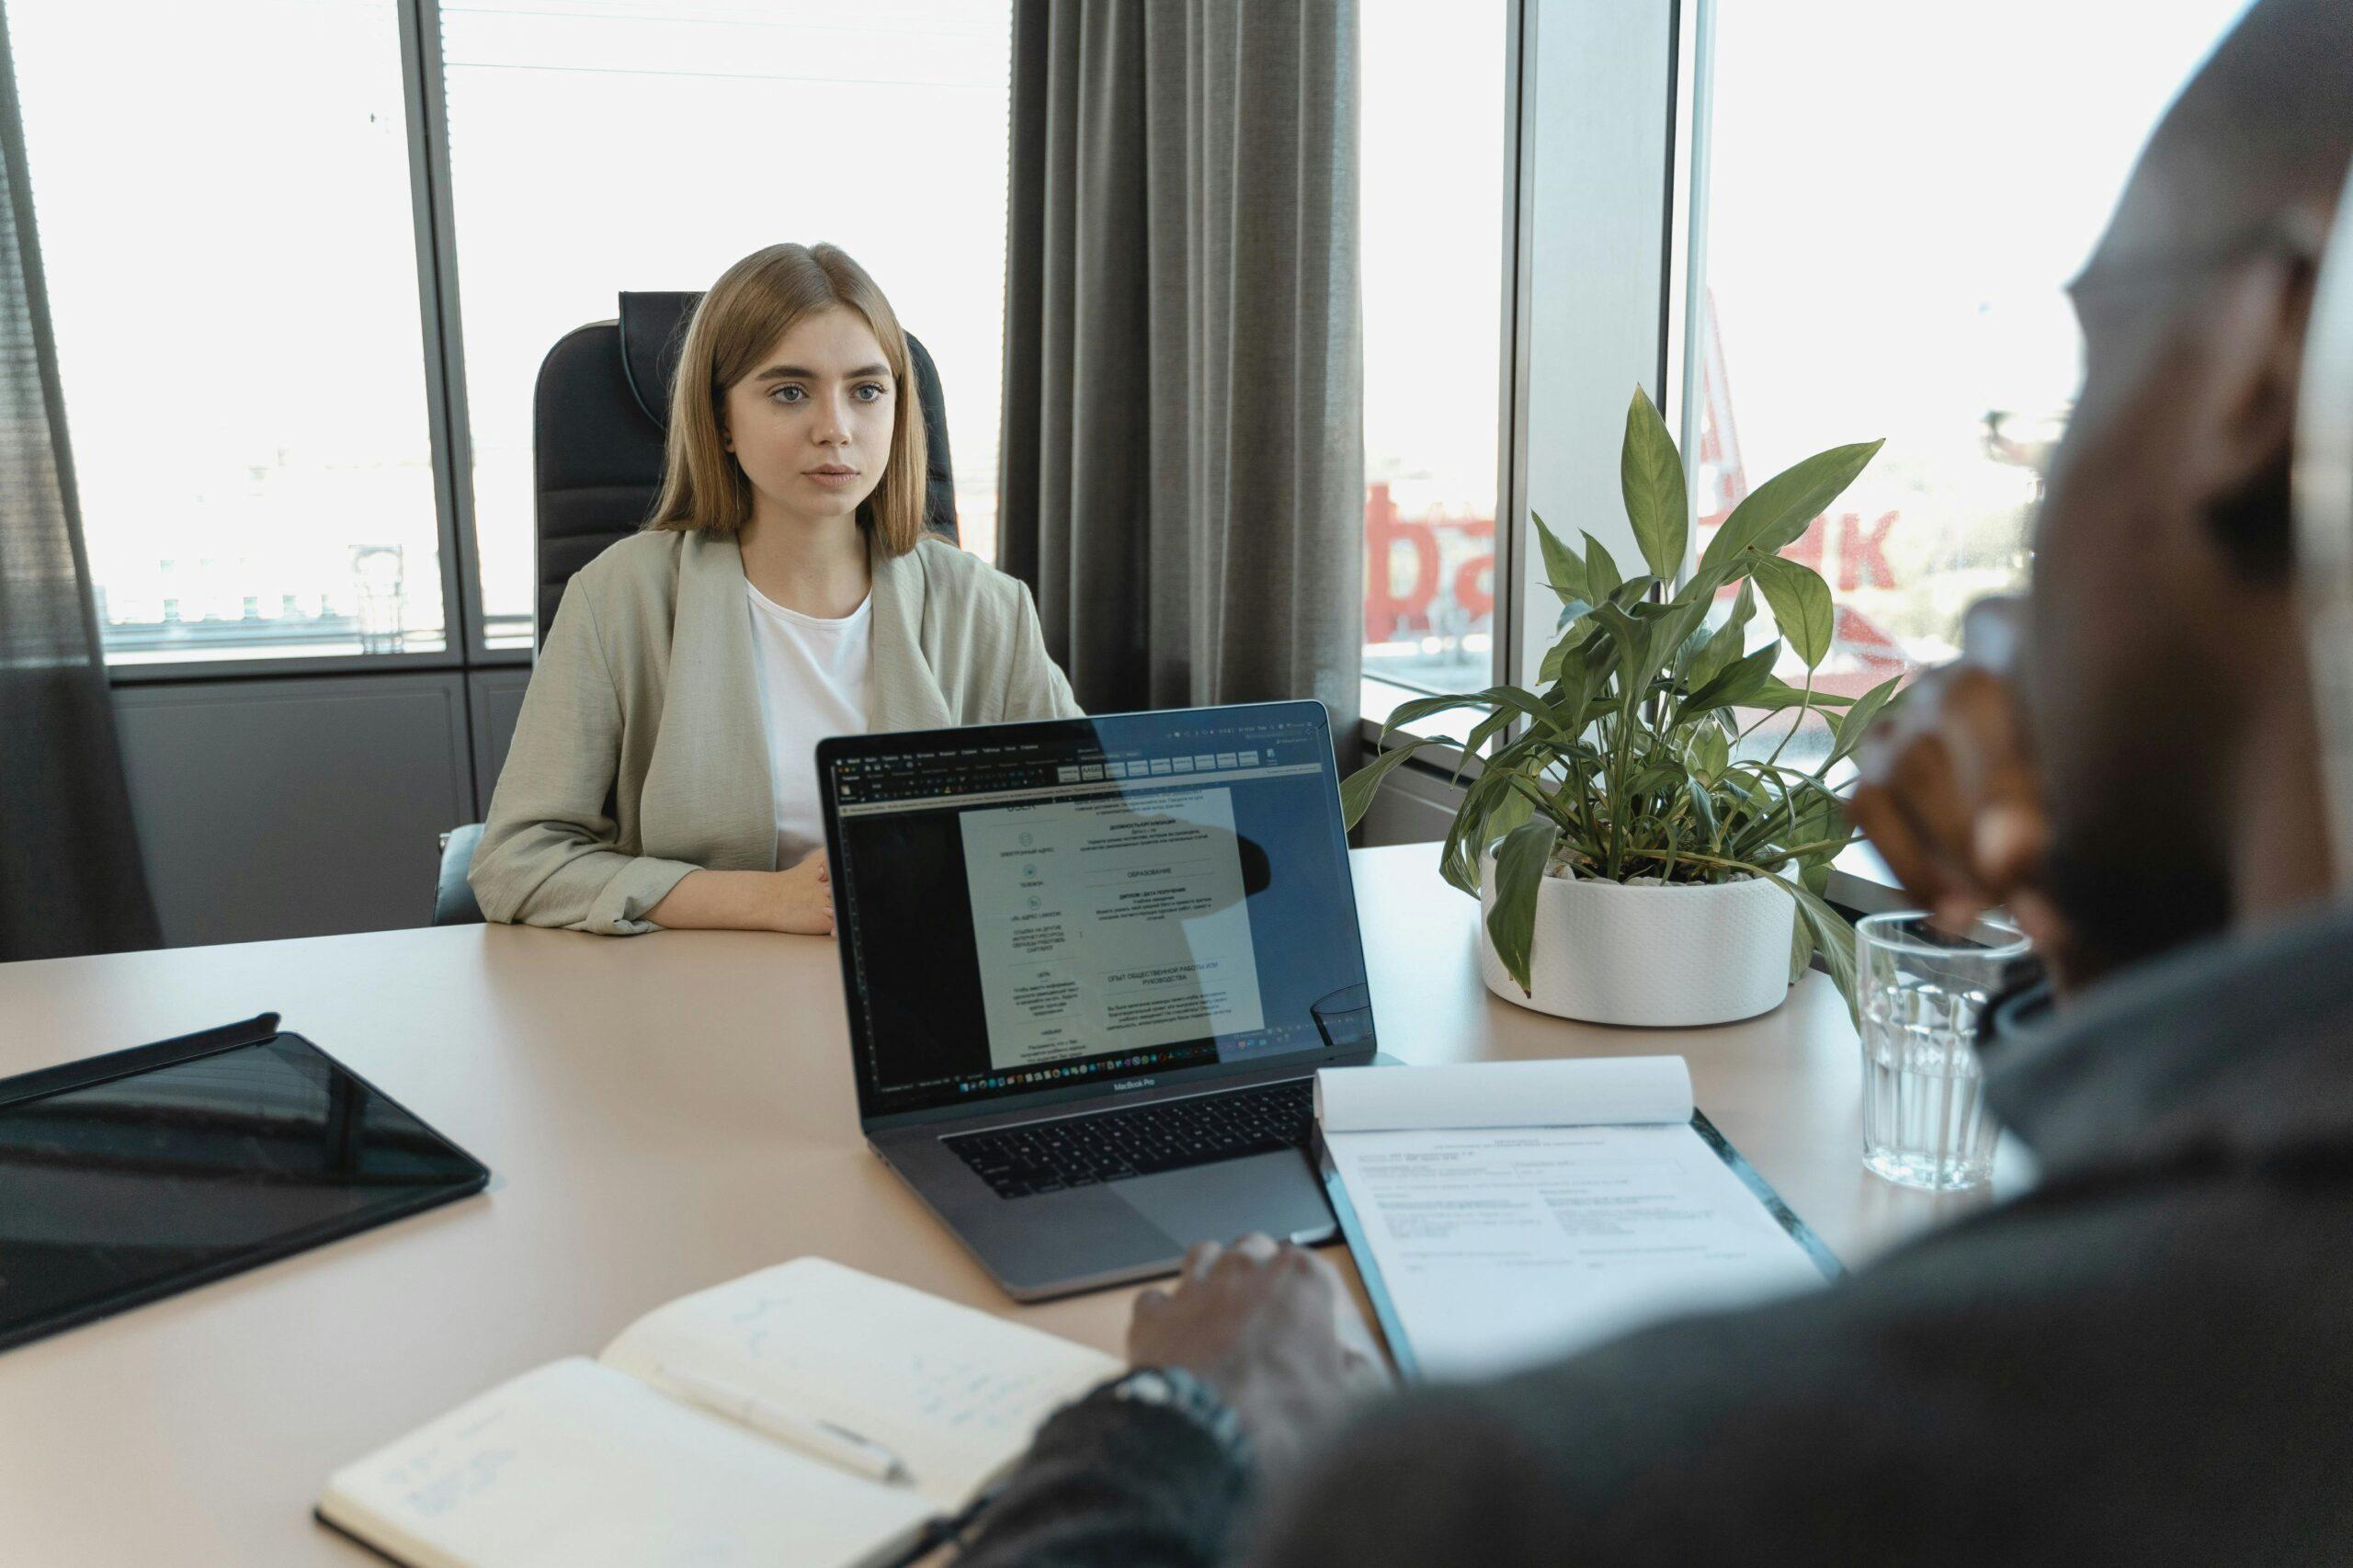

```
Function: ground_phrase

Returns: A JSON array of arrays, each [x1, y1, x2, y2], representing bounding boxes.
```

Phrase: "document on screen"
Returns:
[[960, 787, 1267, 1070], [1317, 1057, 1831, 1381]]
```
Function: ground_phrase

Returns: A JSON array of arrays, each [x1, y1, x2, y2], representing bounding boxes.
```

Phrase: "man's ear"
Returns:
[[2188, 245, 2317, 580]]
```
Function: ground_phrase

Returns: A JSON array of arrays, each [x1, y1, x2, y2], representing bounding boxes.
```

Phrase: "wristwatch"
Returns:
[[1101, 1366, 1254, 1466]]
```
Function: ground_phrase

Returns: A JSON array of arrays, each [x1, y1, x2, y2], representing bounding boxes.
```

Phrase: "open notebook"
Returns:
[[317, 1258, 1119, 1568], [1316, 1056, 1838, 1381]]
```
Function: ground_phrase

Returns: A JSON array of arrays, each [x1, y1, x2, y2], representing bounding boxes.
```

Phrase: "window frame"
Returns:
[[403, 0, 519, 673], [1363, 0, 1671, 725], [1362, 0, 1679, 732], [1362, 0, 1908, 909], [86, 0, 514, 686]]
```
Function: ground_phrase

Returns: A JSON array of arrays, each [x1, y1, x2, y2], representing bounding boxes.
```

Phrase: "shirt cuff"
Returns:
[[591, 857, 701, 935], [952, 1376, 1254, 1568]]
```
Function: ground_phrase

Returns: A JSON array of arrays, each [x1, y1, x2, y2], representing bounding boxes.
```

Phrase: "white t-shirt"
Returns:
[[745, 580, 872, 868]]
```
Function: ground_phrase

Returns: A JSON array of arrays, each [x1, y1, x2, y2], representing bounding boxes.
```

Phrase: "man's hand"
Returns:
[[1128, 1235, 1390, 1472], [1847, 598, 2071, 963]]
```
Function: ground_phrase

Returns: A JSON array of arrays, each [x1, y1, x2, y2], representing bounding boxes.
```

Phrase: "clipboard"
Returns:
[[1319, 1110, 1840, 1382]]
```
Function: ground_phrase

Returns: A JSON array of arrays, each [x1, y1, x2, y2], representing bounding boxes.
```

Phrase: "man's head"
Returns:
[[2026, 0, 2352, 981]]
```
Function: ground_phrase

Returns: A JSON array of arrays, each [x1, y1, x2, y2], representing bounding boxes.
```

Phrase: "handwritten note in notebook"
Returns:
[[1317, 1057, 1833, 1382], [319, 1259, 1120, 1568], [599, 1257, 1121, 1511]]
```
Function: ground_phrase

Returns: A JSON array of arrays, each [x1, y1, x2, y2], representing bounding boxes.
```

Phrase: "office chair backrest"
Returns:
[[531, 290, 959, 647]]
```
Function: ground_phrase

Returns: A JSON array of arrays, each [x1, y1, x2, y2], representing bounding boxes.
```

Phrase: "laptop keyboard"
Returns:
[[944, 1079, 1316, 1199]]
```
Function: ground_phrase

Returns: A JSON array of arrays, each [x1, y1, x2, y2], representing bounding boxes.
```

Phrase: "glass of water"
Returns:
[[1855, 912, 2032, 1191]]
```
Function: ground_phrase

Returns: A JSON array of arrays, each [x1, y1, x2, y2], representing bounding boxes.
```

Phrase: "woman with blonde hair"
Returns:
[[470, 243, 1080, 936]]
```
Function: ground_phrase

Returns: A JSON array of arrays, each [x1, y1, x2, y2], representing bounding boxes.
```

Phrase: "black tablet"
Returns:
[[0, 1014, 490, 1354]]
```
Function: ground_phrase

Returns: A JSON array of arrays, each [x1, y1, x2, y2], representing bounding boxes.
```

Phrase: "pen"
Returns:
[[657, 1364, 912, 1485]]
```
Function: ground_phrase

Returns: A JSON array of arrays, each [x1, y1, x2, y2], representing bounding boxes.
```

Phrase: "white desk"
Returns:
[[0, 845, 1998, 1564]]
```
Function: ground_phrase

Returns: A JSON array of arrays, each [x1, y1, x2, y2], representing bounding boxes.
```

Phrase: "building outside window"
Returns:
[[1696, 0, 2256, 763], [11, 0, 443, 664]]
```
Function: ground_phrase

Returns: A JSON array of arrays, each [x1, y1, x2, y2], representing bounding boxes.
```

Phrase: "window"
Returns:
[[11, 0, 444, 663], [1694, 0, 2255, 759], [439, 0, 1015, 648], [1358, 0, 1509, 699]]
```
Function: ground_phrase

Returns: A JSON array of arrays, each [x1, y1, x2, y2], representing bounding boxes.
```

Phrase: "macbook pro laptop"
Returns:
[[817, 700, 1379, 1301]]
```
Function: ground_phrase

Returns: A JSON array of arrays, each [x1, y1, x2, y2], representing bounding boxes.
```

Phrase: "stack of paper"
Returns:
[[1317, 1056, 1831, 1381]]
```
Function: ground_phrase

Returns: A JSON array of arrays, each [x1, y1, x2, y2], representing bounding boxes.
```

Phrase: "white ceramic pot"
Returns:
[[1475, 857, 1796, 1027]]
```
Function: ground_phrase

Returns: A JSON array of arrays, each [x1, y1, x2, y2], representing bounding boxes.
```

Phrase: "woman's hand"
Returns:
[[767, 849, 835, 936], [643, 856, 834, 935]]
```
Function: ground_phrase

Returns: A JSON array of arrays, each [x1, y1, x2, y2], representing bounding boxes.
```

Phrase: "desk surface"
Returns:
[[0, 845, 2003, 1565]]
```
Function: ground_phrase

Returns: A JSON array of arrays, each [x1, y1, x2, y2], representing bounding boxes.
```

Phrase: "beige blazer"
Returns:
[[470, 528, 1083, 934]]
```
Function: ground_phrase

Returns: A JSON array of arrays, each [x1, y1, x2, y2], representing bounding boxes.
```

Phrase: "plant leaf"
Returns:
[[1483, 778, 1536, 846], [1683, 578, 1756, 690], [1620, 384, 1688, 581], [1553, 597, 1597, 634], [1684, 776, 1721, 840], [1745, 678, 1858, 712], [1379, 693, 1480, 740], [1610, 574, 1661, 608], [1439, 767, 1518, 893], [1824, 672, 1906, 768], [1337, 737, 1435, 830], [1539, 632, 1580, 685], [1621, 762, 1690, 801], [1749, 556, 1835, 669], [1583, 532, 1623, 600], [1453, 704, 1520, 782], [1681, 640, 1781, 721], [1697, 439, 1885, 574], [1381, 686, 1564, 745], [1647, 563, 1736, 701], [1687, 725, 1729, 783], [1472, 684, 1568, 739], [1532, 509, 1588, 604], [1767, 869, 1861, 1024], [1586, 603, 1655, 722], [1485, 818, 1561, 994], [1550, 648, 1614, 740], [1788, 907, 1817, 983]]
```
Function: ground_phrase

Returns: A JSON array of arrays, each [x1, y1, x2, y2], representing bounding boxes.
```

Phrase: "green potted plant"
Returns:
[[1342, 388, 1899, 1027]]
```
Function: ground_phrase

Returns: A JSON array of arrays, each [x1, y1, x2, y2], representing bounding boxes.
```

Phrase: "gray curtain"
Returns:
[[999, 0, 1363, 745], [1, 7, 159, 960]]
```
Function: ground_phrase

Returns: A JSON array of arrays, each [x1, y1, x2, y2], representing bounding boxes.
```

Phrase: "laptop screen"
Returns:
[[820, 702, 1376, 1125]]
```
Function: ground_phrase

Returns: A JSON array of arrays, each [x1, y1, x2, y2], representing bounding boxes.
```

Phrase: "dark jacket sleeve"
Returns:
[[1240, 1392, 1570, 1566], [956, 1389, 1253, 1568]]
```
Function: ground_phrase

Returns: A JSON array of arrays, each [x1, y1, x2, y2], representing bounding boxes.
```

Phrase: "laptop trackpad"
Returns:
[[1117, 1151, 1336, 1253]]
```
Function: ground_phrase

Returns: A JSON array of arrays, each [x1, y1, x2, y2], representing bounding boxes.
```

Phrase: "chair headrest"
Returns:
[[618, 291, 701, 429]]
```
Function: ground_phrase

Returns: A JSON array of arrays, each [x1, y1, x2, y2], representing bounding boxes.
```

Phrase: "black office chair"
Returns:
[[432, 291, 960, 926]]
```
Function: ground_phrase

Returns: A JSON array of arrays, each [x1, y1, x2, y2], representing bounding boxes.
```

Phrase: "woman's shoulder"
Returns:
[[559, 528, 688, 619], [900, 532, 1029, 617], [540, 529, 692, 666], [572, 528, 688, 592]]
